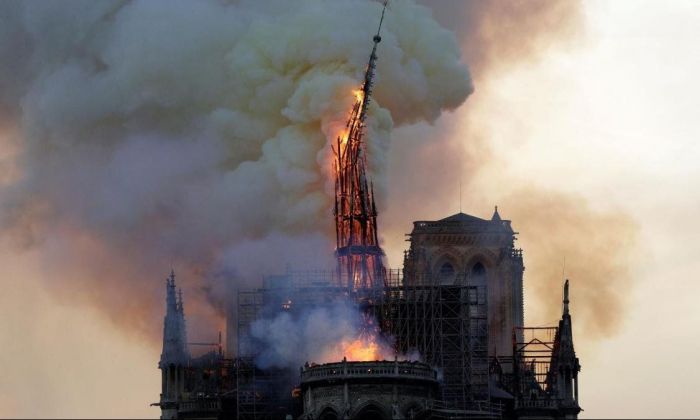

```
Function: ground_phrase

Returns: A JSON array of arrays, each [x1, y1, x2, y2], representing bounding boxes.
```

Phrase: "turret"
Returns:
[[548, 279, 582, 417], [491, 205, 502, 222], [160, 270, 188, 365], [158, 270, 189, 419]]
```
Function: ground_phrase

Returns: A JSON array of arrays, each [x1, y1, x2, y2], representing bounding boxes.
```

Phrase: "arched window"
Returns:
[[470, 262, 487, 285], [438, 261, 456, 284]]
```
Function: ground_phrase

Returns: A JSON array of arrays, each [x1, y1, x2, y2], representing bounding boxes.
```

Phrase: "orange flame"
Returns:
[[334, 89, 364, 149], [338, 128, 350, 147], [353, 89, 364, 103], [319, 334, 395, 363], [340, 337, 385, 361]]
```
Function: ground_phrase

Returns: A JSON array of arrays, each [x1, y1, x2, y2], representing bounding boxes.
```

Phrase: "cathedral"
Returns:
[[154, 208, 582, 419], [153, 5, 581, 419]]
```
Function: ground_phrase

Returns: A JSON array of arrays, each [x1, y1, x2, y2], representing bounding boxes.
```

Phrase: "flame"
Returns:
[[334, 90, 364, 149], [317, 334, 422, 364], [338, 128, 350, 147], [310, 310, 423, 364], [340, 337, 384, 361], [319, 331, 395, 363], [353, 89, 364, 103]]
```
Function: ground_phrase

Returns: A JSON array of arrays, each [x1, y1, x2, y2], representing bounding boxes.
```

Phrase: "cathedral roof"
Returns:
[[438, 212, 488, 224], [412, 209, 514, 235]]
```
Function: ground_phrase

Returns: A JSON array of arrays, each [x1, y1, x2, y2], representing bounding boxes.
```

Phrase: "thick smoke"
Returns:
[[382, 1, 639, 340], [249, 300, 397, 370], [422, 0, 583, 77], [497, 189, 639, 338], [0, 0, 471, 341]]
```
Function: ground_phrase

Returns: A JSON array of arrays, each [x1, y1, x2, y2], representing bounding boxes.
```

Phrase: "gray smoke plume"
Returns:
[[249, 299, 398, 370], [384, 1, 639, 340], [0, 0, 472, 340]]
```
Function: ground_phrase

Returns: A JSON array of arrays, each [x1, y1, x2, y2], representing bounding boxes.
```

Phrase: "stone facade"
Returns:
[[403, 209, 525, 359]]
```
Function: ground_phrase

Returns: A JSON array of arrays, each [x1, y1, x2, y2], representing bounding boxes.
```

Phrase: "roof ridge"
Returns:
[[438, 212, 488, 223]]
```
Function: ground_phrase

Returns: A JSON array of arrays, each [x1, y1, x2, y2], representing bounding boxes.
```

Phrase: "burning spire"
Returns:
[[332, 2, 388, 290], [159, 270, 189, 366]]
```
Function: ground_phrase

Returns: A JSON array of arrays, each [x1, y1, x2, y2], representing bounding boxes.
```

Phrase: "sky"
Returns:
[[1, 1, 699, 418]]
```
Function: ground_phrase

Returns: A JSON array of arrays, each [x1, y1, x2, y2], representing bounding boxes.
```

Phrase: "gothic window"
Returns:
[[470, 262, 486, 285], [438, 261, 456, 284], [471, 262, 486, 276]]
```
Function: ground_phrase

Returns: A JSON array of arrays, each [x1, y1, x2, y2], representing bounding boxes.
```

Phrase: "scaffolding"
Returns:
[[236, 269, 495, 418], [512, 327, 558, 399], [236, 288, 264, 420], [236, 276, 349, 420], [375, 272, 490, 411]]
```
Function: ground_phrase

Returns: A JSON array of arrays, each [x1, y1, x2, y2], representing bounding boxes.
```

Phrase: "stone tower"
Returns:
[[403, 207, 525, 358]]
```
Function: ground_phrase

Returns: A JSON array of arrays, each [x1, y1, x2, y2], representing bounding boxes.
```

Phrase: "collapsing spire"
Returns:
[[160, 270, 189, 366], [357, 0, 387, 123], [332, 1, 388, 290]]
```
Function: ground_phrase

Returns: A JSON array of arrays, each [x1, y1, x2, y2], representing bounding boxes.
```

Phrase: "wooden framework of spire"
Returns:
[[332, 2, 388, 290]]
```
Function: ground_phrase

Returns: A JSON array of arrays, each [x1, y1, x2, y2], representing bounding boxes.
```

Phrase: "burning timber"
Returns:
[[332, 1, 387, 291], [153, 4, 581, 420]]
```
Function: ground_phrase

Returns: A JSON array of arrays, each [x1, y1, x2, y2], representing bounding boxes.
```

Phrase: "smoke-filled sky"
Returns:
[[0, 0, 699, 418]]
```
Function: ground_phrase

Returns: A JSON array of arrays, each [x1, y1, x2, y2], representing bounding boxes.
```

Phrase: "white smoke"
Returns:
[[0, 0, 472, 338]]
